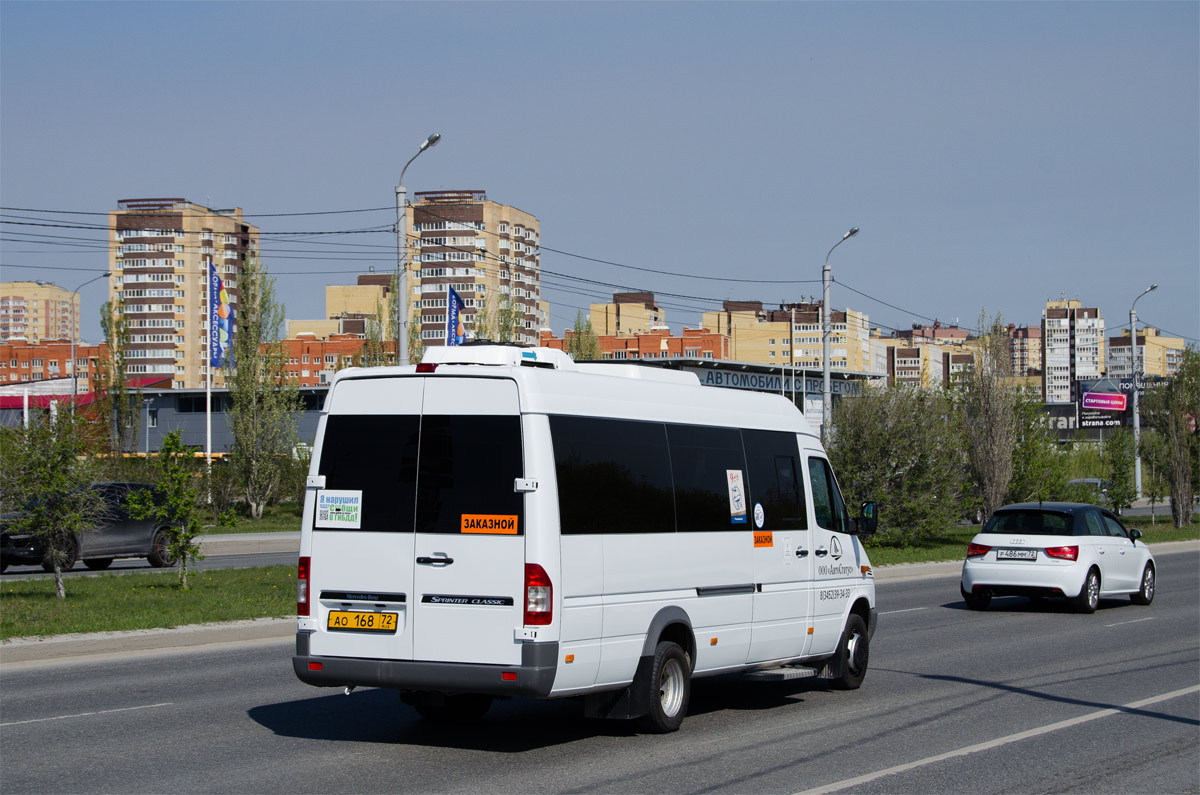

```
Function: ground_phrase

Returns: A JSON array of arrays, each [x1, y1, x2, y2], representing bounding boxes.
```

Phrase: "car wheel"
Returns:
[[83, 558, 114, 571], [1130, 564, 1155, 606], [41, 540, 78, 573], [829, 613, 870, 690], [961, 585, 991, 611], [637, 641, 691, 733], [147, 530, 175, 568], [412, 693, 493, 724], [1072, 568, 1100, 614]]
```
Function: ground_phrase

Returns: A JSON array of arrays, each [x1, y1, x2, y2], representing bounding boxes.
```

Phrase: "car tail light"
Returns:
[[416, 363, 438, 373], [297, 556, 311, 616], [1045, 545, 1079, 561], [524, 563, 552, 626], [967, 543, 990, 558]]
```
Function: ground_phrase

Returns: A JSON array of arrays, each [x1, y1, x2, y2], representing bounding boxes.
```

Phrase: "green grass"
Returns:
[[0, 565, 295, 640], [201, 502, 302, 535]]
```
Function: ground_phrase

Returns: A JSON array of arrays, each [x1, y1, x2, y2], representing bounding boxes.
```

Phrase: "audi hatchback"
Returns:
[[960, 502, 1155, 613]]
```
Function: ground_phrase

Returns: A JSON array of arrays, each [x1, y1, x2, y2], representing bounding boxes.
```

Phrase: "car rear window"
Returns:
[[983, 510, 1075, 536]]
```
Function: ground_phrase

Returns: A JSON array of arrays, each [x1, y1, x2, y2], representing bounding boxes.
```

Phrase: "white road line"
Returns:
[[795, 684, 1200, 795], [878, 607, 928, 615], [1105, 617, 1156, 627], [0, 702, 173, 727]]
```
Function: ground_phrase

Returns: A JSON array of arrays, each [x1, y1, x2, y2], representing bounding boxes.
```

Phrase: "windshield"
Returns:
[[983, 510, 1075, 536]]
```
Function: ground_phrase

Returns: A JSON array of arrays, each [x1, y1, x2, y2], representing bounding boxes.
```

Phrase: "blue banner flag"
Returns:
[[447, 286, 465, 346], [209, 262, 234, 367]]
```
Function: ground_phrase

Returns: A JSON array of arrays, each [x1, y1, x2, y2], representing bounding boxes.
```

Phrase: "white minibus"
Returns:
[[293, 344, 877, 732]]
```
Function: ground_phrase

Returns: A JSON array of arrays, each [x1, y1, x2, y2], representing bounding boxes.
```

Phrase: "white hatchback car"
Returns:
[[960, 502, 1155, 613]]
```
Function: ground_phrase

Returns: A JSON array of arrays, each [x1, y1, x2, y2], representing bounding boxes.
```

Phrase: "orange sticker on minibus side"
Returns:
[[461, 514, 519, 535], [754, 530, 774, 547]]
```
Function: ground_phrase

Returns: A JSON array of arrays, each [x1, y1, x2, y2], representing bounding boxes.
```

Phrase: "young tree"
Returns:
[[0, 409, 106, 598], [1101, 427, 1137, 514], [566, 311, 600, 361], [829, 382, 965, 546], [356, 294, 388, 367], [1141, 346, 1199, 527], [1005, 390, 1072, 505], [956, 312, 1020, 519], [128, 431, 205, 589], [496, 297, 522, 343], [407, 313, 425, 364], [472, 293, 493, 342], [95, 300, 141, 456], [226, 257, 301, 520]]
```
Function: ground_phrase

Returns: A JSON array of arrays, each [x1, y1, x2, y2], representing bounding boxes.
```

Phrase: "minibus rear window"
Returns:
[[315, 415, 419, 532]]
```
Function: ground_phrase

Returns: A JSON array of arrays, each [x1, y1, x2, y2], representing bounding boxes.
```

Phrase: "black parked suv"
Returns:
[[0, 482, 177, 573]]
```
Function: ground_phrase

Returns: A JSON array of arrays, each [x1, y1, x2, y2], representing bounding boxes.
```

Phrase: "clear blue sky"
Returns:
[[2, 1, 1197, 346]]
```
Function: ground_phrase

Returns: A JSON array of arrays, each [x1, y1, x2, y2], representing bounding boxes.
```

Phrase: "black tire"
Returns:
[[961, 585, 991, 611], [147, 530, 175, 568], [41, 540, 78, 573], [829, 613, 869, 690], [1130, 564, 1155, 606], [413, 694, 493, 724], [637, 641, 691, 733], [1072, 568, 1100, 614], [0, 559, 8, 573], [84, 558, 114, 571]]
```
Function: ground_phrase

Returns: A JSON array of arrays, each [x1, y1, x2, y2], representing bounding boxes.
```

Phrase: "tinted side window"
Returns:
[[1101, 513, 1128, 538], [551, 416, 675, 535], [415, 415, 524, 535], [808, 457, 850, 533], [743, 430, 806, 530], [667, 424, 747, 532], [1084, 510, 1106, 536], [316, 415, 419, 532]]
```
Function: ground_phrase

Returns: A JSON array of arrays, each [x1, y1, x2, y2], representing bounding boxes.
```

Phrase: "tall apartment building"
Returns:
[[590, 292, 666, 337], [1106, 327, 1186, 380], [0, 281, 78, 344], [409, 190, 545, 348], [1007, 324, 1043, 377], [286, 274, 394, 342], [108, 199, 259, 390], [699, 300, 874, 373], [1041, 297, 1104, 404]]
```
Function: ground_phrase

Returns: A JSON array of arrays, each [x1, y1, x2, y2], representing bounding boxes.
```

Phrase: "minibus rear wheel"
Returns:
[[638, 641, 691, 733]]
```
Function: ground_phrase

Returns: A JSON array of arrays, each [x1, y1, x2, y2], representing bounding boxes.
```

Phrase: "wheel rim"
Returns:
[[1142, 568, 1154, 600], [846, 631, 866, 676], [1087, 574, 1099, 608], [658, 657, 685, 717]]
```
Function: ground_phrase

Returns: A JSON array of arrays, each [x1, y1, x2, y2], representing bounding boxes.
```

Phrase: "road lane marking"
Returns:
[[879, 607, 928, 615], [795, 684, 1200, 795], [0, 702, 173, 727], [1105, 617, 1155, 627]]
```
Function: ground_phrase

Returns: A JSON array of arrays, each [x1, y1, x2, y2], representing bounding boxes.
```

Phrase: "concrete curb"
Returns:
[[3, 540, 1195, 667], [198, 532, 300, 556]]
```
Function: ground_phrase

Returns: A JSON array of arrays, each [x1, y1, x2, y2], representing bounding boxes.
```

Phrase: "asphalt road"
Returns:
[[1, 550, 1197, 794], [0, 551, 298, 580]]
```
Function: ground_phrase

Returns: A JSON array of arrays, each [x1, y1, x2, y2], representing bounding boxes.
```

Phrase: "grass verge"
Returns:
[[1, 565, 295, 640], [201, 503, 302, 535]]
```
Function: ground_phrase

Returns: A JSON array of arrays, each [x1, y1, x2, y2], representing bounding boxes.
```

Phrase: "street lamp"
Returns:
[[1130, 282, 1158, 499], [822, 227, 859, 440], [71, 271, 112, 397], [396, 132, 441, 366]]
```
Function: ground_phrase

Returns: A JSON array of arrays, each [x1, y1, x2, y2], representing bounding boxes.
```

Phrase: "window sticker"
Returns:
[[461, 514, 519, 535], [727, 470, 748, 524], [754, 502, 765, 529], [316, 490, 363, 529]]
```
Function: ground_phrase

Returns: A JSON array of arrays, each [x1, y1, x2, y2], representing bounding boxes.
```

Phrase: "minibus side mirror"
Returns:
[[853, 501, 877, 535]]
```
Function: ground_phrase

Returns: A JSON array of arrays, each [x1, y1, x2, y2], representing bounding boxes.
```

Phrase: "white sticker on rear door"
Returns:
[[316, 489, 363, 529]]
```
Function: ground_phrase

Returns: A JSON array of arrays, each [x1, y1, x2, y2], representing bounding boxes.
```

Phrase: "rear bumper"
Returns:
[[961, 560, 1086, 598], [292, 631, 559, 698]]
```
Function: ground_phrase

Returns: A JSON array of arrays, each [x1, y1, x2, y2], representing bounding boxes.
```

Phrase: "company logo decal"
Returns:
[[830, 537, 843, 561]]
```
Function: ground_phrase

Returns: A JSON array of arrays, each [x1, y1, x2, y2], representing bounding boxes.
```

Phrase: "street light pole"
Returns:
[[396, 132, 441, 366], [1130, 283, 1158, 499], [822, 227, 859, 441], [70, 271, 112, 398]]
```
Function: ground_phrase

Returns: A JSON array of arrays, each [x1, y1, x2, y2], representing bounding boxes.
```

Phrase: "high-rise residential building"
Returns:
[[699, 300, 874, 373], [590, 292, 667, 337], [0, 281, 78, 344], [1106, 327, 1186, 380], [408, 190, 545, 348], [1007, 324, 1043, 377], [108, 199, 259, 390], [1041, 297, 1104, 404]]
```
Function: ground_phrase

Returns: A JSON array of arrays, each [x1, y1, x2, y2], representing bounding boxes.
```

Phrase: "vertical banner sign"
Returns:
[[446, 286, 465, 346], [209, 262, 234, 367]]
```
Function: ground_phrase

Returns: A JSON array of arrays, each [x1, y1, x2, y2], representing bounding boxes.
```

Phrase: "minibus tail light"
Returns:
[[298, 556, 311, 616], [967, 543, 990, 558], [524, 563, 552, 626], [416, 363, 438, 373]]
